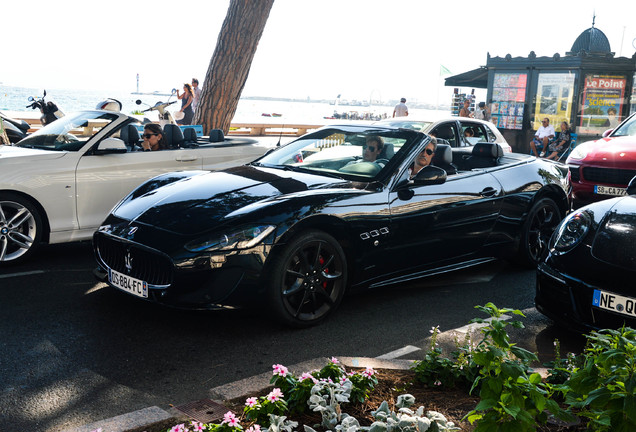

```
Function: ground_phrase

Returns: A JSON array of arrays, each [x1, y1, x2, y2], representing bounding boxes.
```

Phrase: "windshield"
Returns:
[[611, 114, 636, 137], [256, 128, 414, 180], [16, 111, 119, 151], [375, 119, 433, 132]]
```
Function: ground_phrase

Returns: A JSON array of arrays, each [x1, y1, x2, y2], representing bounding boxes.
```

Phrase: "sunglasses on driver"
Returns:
[[143, 133, 159, 139]]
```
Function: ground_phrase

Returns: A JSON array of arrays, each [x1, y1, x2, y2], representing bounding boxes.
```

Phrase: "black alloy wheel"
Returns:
[[517, 198, 561, 267], [268, 230, 347, 327]]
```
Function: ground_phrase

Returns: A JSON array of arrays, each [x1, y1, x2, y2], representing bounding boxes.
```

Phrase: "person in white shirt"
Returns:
[[393, 98, 408, 117], [191, 78, 202, 114], [529, 118, 555, 157]]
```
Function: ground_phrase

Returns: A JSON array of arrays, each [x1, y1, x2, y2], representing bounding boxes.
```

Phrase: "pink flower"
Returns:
[[434, 380, 442, 386], [245, 397, 258, 407], [222, 411, 239, 427], [330, 357, 339, 364], [170, 425, 187, 432], [191, 422, 206, 431], [272, 364, 289, 377], [300, 372, 314, 381], [362, 367, 375, 377], [247, 426, 262, 432], [267, 387, 284, 402]]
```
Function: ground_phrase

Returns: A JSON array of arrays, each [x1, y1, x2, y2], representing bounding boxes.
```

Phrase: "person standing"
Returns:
[[191, 78, 202, 113], [176, 83, 195, 125], [459, 99, 473, 118], [473, 102, 490, 121], [393, 98, 408, 117]]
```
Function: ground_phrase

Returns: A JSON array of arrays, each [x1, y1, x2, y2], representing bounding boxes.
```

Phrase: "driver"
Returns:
[[409, 138, 437, 178], [141, 124, 168, 151]]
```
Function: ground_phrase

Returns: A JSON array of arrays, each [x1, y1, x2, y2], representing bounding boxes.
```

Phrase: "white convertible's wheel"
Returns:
[[0, 194, 43, 265]]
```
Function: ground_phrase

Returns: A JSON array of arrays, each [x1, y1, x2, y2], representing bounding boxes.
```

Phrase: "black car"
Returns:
[[536, 178, 636, 331], [94, 125, 570, 327]]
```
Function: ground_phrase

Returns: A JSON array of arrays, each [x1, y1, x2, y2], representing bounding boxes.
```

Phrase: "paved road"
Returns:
[[0, 241, 585, 431]]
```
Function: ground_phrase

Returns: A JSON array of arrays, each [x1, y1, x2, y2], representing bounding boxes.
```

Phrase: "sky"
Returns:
[[2, 0, 636, 106]]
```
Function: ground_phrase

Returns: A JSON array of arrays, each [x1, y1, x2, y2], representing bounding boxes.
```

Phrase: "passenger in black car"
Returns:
[[141, 123, 168, 151], [410, 138, 437, 178], [361, 136, 384, 162]]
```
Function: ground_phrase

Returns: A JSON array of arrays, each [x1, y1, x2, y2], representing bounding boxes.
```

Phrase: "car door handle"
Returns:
[[175, 156, 198, 162], [479, 187, 498, 197]]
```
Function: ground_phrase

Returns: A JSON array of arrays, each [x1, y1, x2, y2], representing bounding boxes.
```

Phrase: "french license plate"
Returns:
[[109, 268, 148, 298], [593, 289, 636, 319], [594, 185, 627, 196]]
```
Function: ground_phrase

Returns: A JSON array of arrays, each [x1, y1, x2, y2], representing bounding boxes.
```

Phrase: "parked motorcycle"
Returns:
[[135, 89, 179, 128], [26, 90, 64, 126], [0, 111, 31, 144]]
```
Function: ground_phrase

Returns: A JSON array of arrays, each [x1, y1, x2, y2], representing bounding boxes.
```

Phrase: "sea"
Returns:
[[0, 84, 449, 124]]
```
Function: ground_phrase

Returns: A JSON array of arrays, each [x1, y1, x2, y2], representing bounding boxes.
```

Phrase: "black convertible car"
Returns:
[[536, 178, 636, 331], [94, 125, 570, 327]]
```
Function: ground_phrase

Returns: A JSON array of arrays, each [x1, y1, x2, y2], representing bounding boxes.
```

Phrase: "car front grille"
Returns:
[[568, 165, 580, 182], [582, 167, 636, 186], [95, 234, 173, 286]]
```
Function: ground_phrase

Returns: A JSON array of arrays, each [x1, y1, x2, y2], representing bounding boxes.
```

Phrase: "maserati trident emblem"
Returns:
[[124, 250, 133, 273]]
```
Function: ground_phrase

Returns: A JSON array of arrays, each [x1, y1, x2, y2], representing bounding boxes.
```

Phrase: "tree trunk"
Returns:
[[195, 0, 275, 135]]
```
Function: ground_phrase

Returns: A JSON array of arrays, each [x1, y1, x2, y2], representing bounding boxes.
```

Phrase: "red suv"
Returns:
[[567, 113, 636, 208]]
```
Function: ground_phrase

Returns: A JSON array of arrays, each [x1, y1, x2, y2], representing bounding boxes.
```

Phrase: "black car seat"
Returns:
[[209, 129, 225, 143], [431, 144, 457, 175], [465, 142, 503, 169], [182, 127, 198, 147], [377, 143, 394, 161], [119, 124, 141, 151], [163, 124, 184, 149]]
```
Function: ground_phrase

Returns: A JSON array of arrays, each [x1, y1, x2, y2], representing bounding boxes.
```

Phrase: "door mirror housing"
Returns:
[[95, 137, 127, 154], [412, 165, 447, 185]]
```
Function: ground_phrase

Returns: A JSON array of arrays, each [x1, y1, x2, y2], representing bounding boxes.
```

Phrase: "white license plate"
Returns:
[[594, 185, 627, 196], [593, 289, 636, 319], [109, 268, 148, 298]]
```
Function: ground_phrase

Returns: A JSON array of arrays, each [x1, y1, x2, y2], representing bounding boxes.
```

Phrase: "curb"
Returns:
[[65, 357, 414, 432]]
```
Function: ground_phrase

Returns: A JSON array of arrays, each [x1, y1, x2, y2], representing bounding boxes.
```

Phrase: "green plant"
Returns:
[[544, 339, 580, 385], [366, 394, 459, 432], [412, 326, 478, 389], [556, 326, 636, 431], [269, 359, 377, 414], [244, 389, 289, 426], [464, 303, 568, 431]]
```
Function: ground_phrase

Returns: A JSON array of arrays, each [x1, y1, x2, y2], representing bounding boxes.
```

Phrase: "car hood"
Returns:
[[591, 195, 636, 270], [114, 165, 355, 236], [0, 144, 67, 162], [576, 136, 636, 165]]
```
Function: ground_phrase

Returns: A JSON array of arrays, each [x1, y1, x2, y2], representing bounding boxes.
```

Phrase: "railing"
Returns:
[[17, 116, 324, 137]]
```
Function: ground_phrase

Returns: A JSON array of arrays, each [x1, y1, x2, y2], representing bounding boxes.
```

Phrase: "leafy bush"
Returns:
[[556, 327, 636, 431]]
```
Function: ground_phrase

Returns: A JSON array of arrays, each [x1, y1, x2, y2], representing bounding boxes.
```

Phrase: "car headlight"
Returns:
[[185, 225, 276, 253], [550, 211, 591, 254], [567, 145, 589, 161]]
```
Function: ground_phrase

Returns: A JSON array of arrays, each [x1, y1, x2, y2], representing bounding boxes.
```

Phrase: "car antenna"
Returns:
[[276, 124, 285, 147]]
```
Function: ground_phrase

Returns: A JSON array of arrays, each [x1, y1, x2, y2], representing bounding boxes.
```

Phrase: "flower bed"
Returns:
[[110, 303, 636, 432]]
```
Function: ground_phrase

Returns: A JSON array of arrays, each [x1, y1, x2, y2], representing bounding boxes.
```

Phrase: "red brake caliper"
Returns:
[[319, 256, 328, 289]]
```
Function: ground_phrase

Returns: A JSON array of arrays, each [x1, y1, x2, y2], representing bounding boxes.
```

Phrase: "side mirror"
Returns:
[[602, 129, 613, 138], [412, 165, 447, 185], [28, 96, 34, 102], [95, 137, 127, 154], [135, 99, 142, 105], [627, 176, 636, 196]]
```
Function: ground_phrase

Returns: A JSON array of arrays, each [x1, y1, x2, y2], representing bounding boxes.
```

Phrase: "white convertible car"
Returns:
[[0, 110, 273, 264]]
